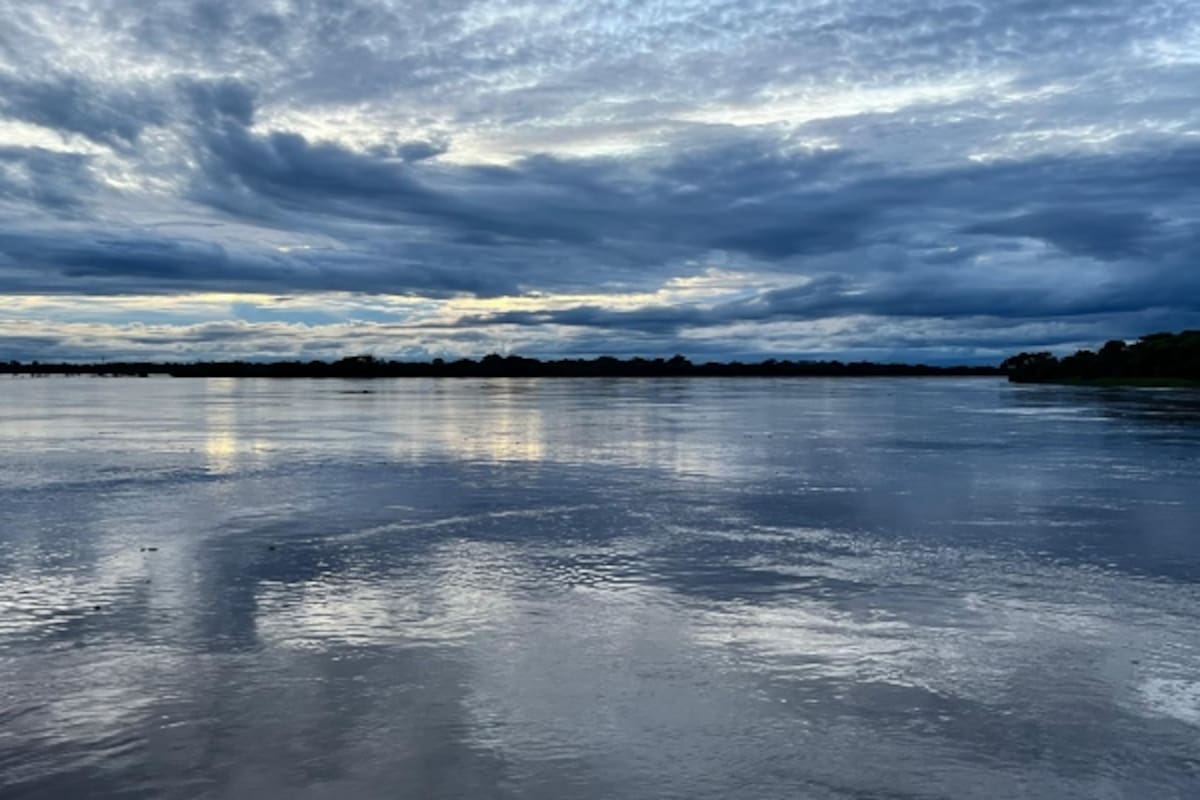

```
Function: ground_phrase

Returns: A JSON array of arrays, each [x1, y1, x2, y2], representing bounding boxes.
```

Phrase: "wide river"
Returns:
[[1, 377, 1198, 798]]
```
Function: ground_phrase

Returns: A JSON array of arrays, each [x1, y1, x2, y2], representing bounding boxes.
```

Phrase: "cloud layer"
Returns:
[[1, 0, 1198, 361]]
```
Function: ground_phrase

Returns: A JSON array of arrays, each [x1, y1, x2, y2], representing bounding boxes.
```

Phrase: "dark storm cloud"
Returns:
[[185, 100, 629, 248], [963, 210, 1162, 260], [4, 115, 1200, 307], [175, 81, 1200, 271], [0, 225, 517, 296], [455, 243, 1200, 334], [182, 77, 257, 127], [0, 147, 97, 212], [189, 117, 1200, 274], [0, 73, 166, 147], [753, 268, 1200, 322]]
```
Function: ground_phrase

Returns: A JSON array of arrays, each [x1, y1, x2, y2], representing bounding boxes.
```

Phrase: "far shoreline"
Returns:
[[1, 354, 1003, 380]]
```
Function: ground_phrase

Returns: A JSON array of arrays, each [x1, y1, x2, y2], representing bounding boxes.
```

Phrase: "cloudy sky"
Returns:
[[1, 0, 1198, 362]]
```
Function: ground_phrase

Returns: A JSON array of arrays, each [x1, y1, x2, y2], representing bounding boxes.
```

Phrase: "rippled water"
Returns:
[[1, 377, 1198, 799]]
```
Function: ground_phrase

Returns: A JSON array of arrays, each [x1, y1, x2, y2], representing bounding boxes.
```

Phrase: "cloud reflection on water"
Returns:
[[1, 377, 1199, 798]]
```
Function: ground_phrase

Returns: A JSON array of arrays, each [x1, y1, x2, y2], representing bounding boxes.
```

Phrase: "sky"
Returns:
[[1, 0, 1198, 363]]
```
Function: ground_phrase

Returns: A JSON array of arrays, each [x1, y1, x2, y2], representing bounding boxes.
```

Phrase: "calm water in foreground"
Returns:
[[1, 377, 1198, 799]]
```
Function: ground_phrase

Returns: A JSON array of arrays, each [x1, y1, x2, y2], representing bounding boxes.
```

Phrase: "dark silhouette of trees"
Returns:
[[1003, 331, 1200, 384], [0, 354, 1002, 379]]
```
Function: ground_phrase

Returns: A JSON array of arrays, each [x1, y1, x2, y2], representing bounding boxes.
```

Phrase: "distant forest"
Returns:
[[1003, 331, 1200, 385], [1, 354, 1001, 379], [7, 333, 1197, 382]]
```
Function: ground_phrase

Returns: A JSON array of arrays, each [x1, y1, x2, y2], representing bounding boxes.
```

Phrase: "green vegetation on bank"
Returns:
[[1003, 331, 1200, 385]]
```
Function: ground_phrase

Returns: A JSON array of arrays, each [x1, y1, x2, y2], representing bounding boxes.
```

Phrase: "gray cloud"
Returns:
[[0, 146, 97, 211], [963, 210, 1163, 260], [3, 130, 1200, 315], [0, 0, 1198, 360], [0, 73, 166, 147]]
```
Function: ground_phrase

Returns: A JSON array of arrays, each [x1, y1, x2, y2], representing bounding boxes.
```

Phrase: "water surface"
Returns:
[[2, 377, 1198, 798]]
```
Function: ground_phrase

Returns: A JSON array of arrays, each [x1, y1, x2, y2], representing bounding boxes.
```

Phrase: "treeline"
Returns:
[[1, 354, 1002, 379], [1003, 331, 1200, 384]]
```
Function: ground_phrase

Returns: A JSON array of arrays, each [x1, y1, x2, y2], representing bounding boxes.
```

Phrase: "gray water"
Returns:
[[1, 377, 1198, 799]]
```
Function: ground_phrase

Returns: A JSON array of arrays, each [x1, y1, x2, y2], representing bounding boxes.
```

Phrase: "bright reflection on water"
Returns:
[[2, 377, 1199, 799]]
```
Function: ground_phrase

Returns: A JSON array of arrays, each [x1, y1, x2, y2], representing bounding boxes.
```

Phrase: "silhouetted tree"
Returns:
[[1003, 331, 1200, 383]]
